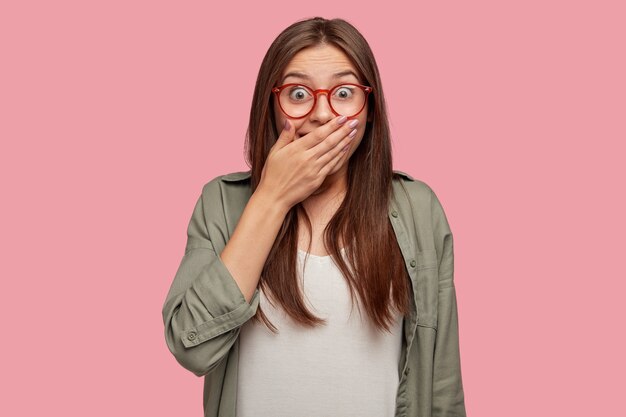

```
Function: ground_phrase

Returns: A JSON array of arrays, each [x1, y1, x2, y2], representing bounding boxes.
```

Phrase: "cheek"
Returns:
[[352, 131, 365, 150], [275, 114, 286, 132], [341, 129, 365, 158], [273, 105, 285, 130], [354, 118, 367, 141]]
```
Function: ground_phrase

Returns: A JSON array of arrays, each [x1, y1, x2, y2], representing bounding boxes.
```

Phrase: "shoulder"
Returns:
[[199, 169, 252, 194], [393, 171, 451, 236], [218, 170, 252, 183], [392, 169, 438, 204], [392, 169, 451, 228], [196, 170, 253, 217]]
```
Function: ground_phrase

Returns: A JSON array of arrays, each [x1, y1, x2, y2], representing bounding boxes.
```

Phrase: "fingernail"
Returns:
[[337, 115, 348, 125], [348, 119, 359, 128], [349, 128, 357, 138], [284, 120, 290, 130]]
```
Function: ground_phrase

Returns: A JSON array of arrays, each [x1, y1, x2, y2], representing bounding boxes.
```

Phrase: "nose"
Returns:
[[309, 92, 334, 124]]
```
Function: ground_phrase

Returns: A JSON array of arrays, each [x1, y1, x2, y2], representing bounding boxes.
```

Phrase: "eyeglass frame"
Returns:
[[272, 82, 373, 119]]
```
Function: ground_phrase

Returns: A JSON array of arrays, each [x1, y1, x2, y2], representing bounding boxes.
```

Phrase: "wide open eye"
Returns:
[[333, 85, 355, 100], [287, 86, 313, 102]]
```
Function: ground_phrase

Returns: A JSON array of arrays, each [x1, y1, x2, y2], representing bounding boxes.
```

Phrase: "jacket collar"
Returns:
[[220, 171, 252, 182], [393, 170, 414, 181], [220, 169, 414, 182]]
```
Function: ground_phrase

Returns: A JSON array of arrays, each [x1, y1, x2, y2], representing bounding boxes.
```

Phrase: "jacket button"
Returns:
[[391, 210, 398, 218], [410, 260, 416, 268], [187, 331, 197, 341], [406, 367, 411, 375]]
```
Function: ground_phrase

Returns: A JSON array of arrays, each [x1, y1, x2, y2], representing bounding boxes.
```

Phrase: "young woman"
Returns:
[[162, 17, 467, 417]]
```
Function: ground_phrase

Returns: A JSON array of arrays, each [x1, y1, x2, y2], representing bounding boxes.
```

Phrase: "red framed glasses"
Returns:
[[272, 83, 373, 119]]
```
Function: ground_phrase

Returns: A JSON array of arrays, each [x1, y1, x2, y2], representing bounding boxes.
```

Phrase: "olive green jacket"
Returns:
[[162, 170, 467, 417]]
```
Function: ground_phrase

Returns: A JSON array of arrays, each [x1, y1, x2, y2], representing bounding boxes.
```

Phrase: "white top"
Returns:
[[236, 247, 404, 417]]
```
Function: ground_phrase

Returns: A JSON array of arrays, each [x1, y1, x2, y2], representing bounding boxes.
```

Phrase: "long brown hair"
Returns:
[[245, 17, 410, 333]]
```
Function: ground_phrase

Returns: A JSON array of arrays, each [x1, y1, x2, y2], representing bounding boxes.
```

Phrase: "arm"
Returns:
[[161, 182, 288, 377], [430, 187, 467, 416]]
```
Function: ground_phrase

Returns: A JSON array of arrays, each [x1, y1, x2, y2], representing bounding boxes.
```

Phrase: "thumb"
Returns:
[[274, 119, 295, 148]]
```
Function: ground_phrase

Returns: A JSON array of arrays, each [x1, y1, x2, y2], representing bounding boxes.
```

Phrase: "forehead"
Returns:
[[280, 44, 362, 85]]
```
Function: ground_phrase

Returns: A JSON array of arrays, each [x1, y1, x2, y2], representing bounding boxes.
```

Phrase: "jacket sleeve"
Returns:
[[162, 190, 260, 377], [430, 187, 467, 416]]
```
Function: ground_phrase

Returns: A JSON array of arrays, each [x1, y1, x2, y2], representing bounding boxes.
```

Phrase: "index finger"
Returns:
[[298, 115, 348, 149]]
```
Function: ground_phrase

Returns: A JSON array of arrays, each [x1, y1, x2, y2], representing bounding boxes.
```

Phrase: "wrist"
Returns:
[[251, 187, 291, 218]]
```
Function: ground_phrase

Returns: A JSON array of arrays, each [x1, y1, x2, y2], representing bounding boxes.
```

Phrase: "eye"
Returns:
[[288, 86, 312, 102], [333, 86, 355, 100]]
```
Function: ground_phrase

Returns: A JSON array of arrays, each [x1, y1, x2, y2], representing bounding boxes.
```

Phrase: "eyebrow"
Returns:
[[281, 70, 360, 84]]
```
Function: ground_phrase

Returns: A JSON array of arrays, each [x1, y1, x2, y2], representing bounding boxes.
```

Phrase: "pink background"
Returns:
[[1, 0, 624, 415]]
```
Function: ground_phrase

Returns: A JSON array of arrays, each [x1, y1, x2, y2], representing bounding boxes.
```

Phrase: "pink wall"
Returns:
[[1, 1, 624, 415]]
